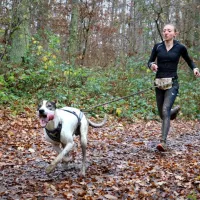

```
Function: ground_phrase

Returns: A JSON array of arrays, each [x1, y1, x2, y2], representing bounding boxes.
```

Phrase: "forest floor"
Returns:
[[0, 109, 200, 200]]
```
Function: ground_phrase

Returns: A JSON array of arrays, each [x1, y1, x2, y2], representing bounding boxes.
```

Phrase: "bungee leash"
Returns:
[[82, 86, 154, 112], [81, 72, 200, 113]]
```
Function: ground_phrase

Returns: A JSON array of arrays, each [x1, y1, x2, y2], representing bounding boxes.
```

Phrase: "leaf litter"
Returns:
[[0, 109, 200, 199]]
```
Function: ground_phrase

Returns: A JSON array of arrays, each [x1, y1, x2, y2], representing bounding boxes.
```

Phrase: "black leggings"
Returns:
[[155, 80, 179, 143]]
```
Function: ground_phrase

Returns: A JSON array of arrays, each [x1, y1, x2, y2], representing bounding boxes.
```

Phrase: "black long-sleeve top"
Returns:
[[148, 40, 196, 78]]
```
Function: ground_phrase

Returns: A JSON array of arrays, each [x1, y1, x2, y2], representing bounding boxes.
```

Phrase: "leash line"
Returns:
[[82, 86, 154, 112], [82, 73, 199, 113]]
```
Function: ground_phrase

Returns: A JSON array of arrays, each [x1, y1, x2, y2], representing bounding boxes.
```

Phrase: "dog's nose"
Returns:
[[39, 109, 45, 114]]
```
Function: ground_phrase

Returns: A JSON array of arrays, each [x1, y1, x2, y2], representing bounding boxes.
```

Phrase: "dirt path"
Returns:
[[0, 110, 199, 199]]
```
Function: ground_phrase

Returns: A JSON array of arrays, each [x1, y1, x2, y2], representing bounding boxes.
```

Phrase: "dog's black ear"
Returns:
[[52, 100, 57, 109], [53, 99, 58, 104], [53, 99, 58, 105]]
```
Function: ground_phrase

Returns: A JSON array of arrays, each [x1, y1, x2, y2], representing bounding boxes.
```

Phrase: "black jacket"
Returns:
[[148, 40, 196, 78]]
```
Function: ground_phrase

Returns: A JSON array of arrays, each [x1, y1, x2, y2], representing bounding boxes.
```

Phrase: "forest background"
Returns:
[[0, 1, 200, 199], [0, 0, 199, 119]]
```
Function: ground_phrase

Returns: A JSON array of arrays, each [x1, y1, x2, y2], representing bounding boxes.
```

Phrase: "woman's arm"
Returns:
[[181, 45, 200, 77], [148, 44, 158, 72], [181, 45, 196, 70], [147, 44, 157, 69]]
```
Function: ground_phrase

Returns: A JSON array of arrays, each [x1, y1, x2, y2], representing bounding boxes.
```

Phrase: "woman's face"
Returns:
[[162, 25, 176, 41]]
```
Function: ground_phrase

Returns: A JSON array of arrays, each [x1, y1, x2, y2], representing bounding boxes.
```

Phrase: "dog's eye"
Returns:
[[46, 102, 55, 110]]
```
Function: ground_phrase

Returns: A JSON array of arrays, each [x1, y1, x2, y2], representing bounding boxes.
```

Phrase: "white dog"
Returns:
[[37, 100, 107, 176]]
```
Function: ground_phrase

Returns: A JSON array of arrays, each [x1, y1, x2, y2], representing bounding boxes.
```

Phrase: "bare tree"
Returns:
[[68, 0, 79, 66], [0, 0, 199, 67], [9, 0, 30, 63]]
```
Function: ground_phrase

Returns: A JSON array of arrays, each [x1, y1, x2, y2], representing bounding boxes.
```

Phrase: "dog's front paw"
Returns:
[[45, 164, 56, 174], [62, 156, 72, 163], [80, 166, 86, 177]]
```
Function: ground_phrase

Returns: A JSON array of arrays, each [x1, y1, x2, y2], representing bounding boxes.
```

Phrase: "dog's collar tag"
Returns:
[[45, 123, 62, 142]]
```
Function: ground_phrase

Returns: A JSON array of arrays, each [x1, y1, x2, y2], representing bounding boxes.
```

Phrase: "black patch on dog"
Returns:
[[45, 123, 62, 142], [46, 101, 56, 111]]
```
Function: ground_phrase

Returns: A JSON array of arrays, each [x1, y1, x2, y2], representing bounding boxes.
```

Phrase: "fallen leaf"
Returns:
[[104, 194, 118, 200], [28, 148, 35, 153]]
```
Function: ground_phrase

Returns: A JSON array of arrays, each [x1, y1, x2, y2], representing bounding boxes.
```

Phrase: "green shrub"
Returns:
[[0, 32, 199, 119]]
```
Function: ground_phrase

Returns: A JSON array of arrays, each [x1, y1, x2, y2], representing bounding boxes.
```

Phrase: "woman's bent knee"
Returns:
[[162, 107, 170, 119]]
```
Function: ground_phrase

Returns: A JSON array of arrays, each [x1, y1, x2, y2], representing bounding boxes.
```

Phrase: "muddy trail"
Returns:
[[0, 110, 200, 200]]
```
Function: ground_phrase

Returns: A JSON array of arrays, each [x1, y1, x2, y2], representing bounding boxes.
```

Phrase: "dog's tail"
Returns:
[[88, 114, 107, 128]]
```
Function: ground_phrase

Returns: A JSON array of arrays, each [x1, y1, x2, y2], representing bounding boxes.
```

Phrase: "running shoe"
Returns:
[[156, 142, 166, 152]]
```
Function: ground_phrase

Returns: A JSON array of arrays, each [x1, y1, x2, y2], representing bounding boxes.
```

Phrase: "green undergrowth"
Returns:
[[1, 32, 198, 120], [0, 61, 199, 120]]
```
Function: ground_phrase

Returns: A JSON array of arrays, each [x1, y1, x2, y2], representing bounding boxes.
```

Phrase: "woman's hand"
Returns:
[[150, 63, 158, 72], [193, 68, 200, 77]]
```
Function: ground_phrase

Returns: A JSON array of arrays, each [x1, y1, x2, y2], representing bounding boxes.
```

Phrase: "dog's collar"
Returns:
[[45, 123, 62, 142]]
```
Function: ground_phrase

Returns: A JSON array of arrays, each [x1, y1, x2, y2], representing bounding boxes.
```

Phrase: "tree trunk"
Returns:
[[68, 0, 79, 66], [9, 0, 30, 64], [35, 0, 50, 49], [119, 0, 126, 64], [193, 0, 199, 48], [80, 1, 95, 66], [127, 0, 135, 56]]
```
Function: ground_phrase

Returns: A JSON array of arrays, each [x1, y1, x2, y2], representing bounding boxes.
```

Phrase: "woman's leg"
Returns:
[[161, 86, 179, 143], [155, 88, 165, 120], [156, 88, 180, 121], [170, 105, 181, 120]]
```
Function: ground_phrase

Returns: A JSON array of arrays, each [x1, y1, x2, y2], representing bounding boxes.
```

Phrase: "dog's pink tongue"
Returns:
[[47, 113, 54, 120], [40, 119, 48, 127]]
